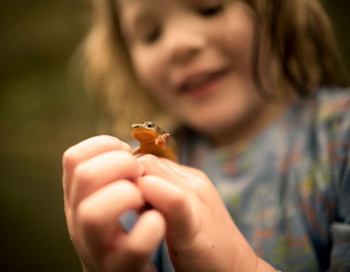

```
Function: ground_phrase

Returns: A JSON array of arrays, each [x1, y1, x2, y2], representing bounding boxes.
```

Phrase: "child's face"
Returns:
[[118, 0, 265, 134]]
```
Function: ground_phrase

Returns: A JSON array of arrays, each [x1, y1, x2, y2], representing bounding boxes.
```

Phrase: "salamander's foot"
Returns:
[[155, 133, 170, 145]]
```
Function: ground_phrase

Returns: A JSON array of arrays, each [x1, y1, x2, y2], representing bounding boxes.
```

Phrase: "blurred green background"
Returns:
[[0, 1, 349, 271]]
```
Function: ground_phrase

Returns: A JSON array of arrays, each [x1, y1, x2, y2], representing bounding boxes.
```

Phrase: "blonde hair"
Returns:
[[82, 0, 347, 139]]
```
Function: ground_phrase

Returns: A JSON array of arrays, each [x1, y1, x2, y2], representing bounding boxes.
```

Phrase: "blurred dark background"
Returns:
[[0, 1, 349, 271], [0, 1, 93, 271]]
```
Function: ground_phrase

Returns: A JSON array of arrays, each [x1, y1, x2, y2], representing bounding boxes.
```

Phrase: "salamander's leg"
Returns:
[[132, 147, 142, 155], [155, 133, 170, 145]]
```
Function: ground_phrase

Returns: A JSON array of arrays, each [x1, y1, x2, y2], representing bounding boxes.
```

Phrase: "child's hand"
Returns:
[[62, 136, 165, 272], [136, 155, 276, 272]]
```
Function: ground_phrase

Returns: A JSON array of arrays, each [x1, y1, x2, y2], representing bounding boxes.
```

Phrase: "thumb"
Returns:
[[135, 175, 199, 241]]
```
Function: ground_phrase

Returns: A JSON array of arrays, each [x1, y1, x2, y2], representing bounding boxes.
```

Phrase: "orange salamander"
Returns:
[[130, 121, 178, 162]]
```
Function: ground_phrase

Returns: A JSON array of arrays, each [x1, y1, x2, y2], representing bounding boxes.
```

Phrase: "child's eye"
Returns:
[[141, 27, 161, 44], [198, 3, 224, 17]]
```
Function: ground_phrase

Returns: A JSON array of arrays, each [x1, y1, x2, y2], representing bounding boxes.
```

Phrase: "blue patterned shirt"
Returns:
[[127, 87, 350, 271]]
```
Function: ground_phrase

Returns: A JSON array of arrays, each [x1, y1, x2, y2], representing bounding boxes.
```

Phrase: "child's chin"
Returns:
[[187, 114, 241, 135]]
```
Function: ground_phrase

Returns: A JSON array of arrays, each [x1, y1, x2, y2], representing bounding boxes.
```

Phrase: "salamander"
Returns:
[[130, 121, 178, 162]]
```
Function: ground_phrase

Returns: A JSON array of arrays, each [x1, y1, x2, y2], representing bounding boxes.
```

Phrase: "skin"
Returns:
[[62, 0, 285, 271], [62, 136, 164, 272], [63, 135, 276, 271], [119, 0, 287, 145]]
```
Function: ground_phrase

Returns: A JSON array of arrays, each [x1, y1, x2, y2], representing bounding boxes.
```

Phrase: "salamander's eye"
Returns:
[[145, 122, 155, 128]]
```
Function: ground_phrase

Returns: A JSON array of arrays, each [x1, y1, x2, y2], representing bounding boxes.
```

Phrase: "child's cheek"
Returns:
[[132, 50, 175, 107]]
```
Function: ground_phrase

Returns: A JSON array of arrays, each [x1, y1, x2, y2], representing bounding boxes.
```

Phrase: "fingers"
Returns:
[[62, 136, 142, 239], [127, 210, 165, 254], [69, 150, 143, 211], [136, 175, 198, 240], [138, 154, 208, 189], [63, 135, 131, 178], [62, 135, 131, 201], [136, 155, 211, 242], [75, 180, 165, 272], [137, 154, 184, 184], [107, 210, 166, 272], [62, 137, 165, 272], [75, 180, 145, 260]]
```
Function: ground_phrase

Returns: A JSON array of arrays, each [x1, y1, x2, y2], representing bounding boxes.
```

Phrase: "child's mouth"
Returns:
[[178, 68, 229, 99]]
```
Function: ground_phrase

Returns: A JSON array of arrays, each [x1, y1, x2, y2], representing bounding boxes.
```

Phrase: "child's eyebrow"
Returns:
[[117, 0, 154, 18], [119, 1, 161, 24], [117, 0, 158, 9]]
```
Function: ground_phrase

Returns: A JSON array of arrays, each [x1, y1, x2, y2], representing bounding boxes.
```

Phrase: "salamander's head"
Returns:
[[130, 121, 164, 143]]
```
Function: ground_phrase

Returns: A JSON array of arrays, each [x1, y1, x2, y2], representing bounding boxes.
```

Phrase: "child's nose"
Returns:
[[164, 25, 206, 64]]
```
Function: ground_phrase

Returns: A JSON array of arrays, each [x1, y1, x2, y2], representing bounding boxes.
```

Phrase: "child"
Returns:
[[62, 0, 350, 271]]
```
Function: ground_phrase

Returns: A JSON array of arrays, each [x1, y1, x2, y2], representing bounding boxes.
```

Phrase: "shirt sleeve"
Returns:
[[330, 223, 350, 271], [329, 91, 350, 271]]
